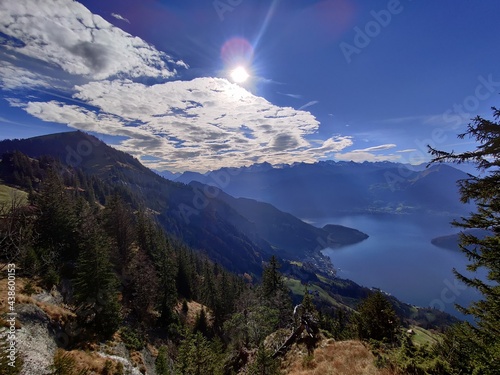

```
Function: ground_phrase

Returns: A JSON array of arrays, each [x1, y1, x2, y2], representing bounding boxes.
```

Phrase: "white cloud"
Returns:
[[278, 92, 302, 99], [397, 148, 417, 153], [0, 0, 185, 80], [334, 143, 400, 163], [23, 77, 352, 171], [0, 61, 56, 90], [111, 13, 130, 24], [298, 100, 319, 111], [334, 151, 400, 163], [356, 144, 397, 152]]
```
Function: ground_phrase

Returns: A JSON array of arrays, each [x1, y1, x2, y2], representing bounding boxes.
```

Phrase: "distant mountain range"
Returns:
[[0, 131, 367, 274], [175, 160, 474, 218]]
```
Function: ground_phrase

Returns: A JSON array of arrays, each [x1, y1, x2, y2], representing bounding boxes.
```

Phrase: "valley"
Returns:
[[0, 130, 490, 374], [0, 131, 474, 323]]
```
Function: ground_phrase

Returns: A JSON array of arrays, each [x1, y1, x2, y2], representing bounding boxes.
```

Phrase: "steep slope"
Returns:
[[0, 132, 265, 273], [189, 181, 368, 261]]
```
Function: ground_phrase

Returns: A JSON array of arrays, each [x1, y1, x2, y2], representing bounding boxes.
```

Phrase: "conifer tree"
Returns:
[[353, 291, 399, 343], [155, 346, 172, 375], [176, 331, 223, 375], [301, 286, 318, 319], [260, 256, 292, 329], [135, 211, 178, 325], [429, 106, 500, 372], [193, 308, 210, 337], [126, 249, 159, 321], [154, 234, 178, 326], [32, 169, 78, 263], [103, 193, 134, 266], [176, 248, 194, 300], [261, 256, 285, 299], [73, 205, 121, 337], [247, 343, 281, 375]]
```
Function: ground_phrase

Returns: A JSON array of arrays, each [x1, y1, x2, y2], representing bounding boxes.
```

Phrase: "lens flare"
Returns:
[[221, 37, 254, 67]]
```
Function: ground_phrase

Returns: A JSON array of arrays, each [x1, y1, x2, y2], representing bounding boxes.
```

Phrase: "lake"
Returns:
[[311, 214, 483, 320]]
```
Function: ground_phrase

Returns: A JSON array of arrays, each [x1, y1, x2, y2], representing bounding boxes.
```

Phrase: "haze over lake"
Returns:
[[315, 214, 482, 320]]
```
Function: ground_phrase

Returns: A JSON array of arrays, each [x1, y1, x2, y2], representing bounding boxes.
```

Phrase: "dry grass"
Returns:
[[56, 349, 123, 374], [174, 300, 213, 327], [0, 275, 75, 328], [282, 339, 397, 375], [16, 294, 76, 324], [130, 350, 146, 368]]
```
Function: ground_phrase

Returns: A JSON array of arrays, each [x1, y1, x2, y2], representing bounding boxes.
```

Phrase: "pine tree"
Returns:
[[353, 291, 399, 343], [32, 169, 78, 263], [175, 331, 224, 375], [134, 211, 178, 325], [73, 205, 121, 338], [103, 193, 134, 266], [260, 256, 292, 329], [176, 248, 194, 300], [155, 346, 172, 375], [301, 286, 318, 319], [261, 256, 285, 299], [193, 308, 210, 337], [247, 343, 281, 375], [157, 240, 178, 326], [126, 249, 159, 321], [429, 106, 500, 372]]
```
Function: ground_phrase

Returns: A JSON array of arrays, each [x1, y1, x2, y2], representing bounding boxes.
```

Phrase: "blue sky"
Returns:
[[1, 0, 499, 172]]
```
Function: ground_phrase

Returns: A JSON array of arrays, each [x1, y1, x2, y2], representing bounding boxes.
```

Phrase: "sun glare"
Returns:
[[230, 66, 250, 83]]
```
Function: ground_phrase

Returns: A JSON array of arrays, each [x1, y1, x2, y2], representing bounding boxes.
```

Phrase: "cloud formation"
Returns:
[[111, 13, 130, 23], [24, 77, 352, 171], [0, 0, 184, 80], [334, 144, 400, 163], [0, 61, 55, 90], [0, 0, 352, 172], [299, 100, 319, 111]]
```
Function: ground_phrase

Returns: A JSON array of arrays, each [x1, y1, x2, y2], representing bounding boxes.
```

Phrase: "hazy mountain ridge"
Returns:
[[189, 181, 369, 262], [176, 160, 474, 218]]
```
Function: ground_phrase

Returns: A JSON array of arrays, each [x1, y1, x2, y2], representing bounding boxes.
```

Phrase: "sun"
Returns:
[[230, 66, 250, 83]]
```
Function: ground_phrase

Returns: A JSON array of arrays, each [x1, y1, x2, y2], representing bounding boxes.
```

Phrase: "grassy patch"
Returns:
[[0, 184, 28, 205], [282, 339, 395, 375], [51, 348, 124, 375], [315, 274, 332, 285], [410, 326, 440, 346], [285, 277, 346, 309]]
